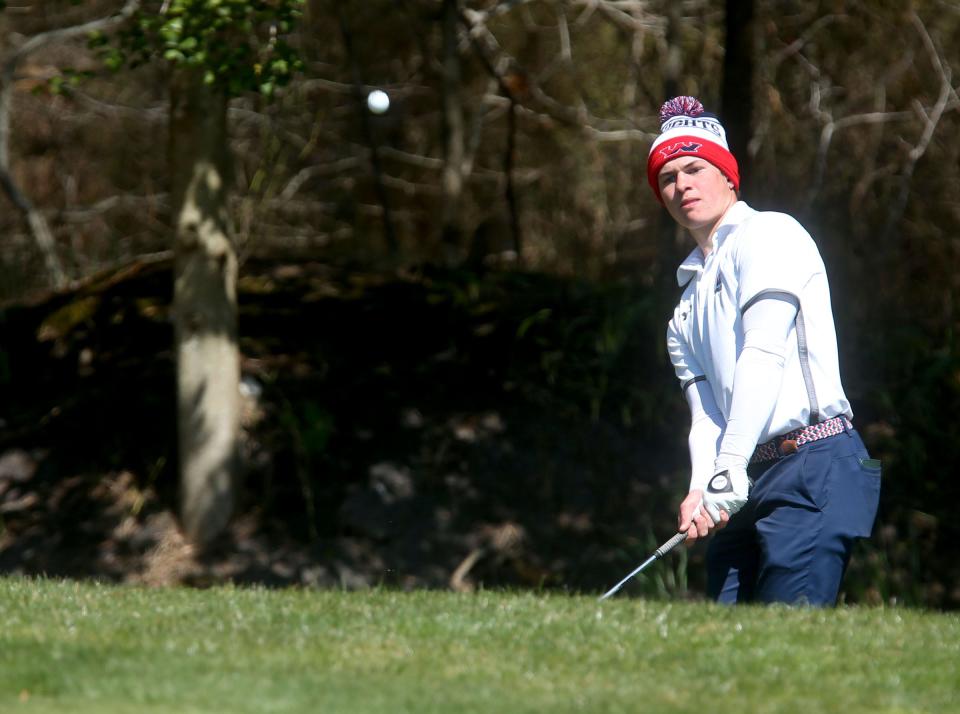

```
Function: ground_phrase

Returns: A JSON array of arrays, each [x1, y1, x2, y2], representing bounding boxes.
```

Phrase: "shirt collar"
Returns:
[[675, 201, 754, 287], [713, 200, 753, 244], [676, 247, 705, 287]]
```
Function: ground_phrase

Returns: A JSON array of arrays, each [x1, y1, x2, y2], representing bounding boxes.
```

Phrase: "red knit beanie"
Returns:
[[647, 96, 740, 204]]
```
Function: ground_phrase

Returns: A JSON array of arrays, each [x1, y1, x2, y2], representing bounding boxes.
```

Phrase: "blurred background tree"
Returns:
[[117, 0, 303, 546]]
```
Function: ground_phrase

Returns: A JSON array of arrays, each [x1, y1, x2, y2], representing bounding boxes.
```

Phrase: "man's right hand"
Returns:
[[678, 488, 729, 543]]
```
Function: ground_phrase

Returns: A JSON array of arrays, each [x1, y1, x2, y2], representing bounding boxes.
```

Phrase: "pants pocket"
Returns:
[[832, 455, 881, 538]]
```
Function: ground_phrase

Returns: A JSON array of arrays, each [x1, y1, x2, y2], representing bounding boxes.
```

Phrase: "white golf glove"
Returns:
[[701, 460, 751, 524]]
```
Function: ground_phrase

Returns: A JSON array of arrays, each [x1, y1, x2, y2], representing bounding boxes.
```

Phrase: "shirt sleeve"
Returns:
[[734, 212, 821, 309], [685, 380, 725, 491], [715, 295, 798, 469]]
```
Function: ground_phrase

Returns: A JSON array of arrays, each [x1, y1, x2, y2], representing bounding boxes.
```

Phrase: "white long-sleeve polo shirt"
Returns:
[[666, 201, 852, 487]]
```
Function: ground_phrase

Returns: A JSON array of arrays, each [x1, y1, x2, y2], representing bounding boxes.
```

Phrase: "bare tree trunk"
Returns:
[[655, 2, 685, 309], [441, 0, 466, 263], [662, 1, 683, 101], [169, 68, 239, 547], [721, 0, 755, 191]]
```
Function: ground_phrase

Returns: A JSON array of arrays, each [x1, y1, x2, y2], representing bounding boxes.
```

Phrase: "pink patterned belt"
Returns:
[[750, 416, 852, 464]]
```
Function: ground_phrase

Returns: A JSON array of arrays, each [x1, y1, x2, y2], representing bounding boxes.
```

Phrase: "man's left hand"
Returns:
[[702, 465, 750, 524]]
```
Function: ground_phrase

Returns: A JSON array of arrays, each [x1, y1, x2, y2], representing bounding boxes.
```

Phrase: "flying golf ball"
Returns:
[[367, 89, 390, 114]]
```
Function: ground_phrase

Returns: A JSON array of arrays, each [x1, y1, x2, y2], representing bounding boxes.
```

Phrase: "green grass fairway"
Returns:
[[1, 577, 957, 713]]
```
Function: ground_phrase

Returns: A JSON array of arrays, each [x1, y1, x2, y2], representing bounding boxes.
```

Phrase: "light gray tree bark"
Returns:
[[169, 68, 240, 546]]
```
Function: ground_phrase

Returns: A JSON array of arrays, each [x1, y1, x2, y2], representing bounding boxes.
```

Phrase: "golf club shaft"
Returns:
[[599, 530, 688, 600]]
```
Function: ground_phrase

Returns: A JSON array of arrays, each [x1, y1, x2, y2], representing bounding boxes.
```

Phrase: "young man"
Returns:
[[647, 96, 881, 605]]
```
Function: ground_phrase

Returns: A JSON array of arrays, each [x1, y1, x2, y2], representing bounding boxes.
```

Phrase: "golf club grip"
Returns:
[[654, 530, 688, 558]]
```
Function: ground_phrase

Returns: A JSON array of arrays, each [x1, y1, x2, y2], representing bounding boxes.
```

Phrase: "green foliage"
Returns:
[[38, 69, 95, 96], [510, 282, 666, 426], [277, 397, 333, 540], [28, 61, 97, 97], [34, 296, 99, 342], [2, 578, 959, 713], [99, 0, 304, 97], [280, 398, 334, 462]]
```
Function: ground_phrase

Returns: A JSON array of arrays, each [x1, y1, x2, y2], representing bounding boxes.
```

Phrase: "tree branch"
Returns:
[[0, 167, 66, 286], [0, 0, 141, 289], [882, 11, 958, 240], [2, 0, 140, 79]]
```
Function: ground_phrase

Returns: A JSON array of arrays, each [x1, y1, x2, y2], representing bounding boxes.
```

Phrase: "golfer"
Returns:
[[648, 96, 880, 605]]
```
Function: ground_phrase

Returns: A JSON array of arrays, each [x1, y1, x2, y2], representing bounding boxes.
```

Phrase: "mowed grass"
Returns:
[[1, 577, 958, 713]]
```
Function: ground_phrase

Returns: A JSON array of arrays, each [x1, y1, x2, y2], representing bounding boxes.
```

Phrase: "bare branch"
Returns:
[[568, 0, 660, 33], [807, 108, 914, 206], [297, 74, 432, 99], [2, 0, 141, 88], [584, 127, 656, 142], [461, 7, 652, 135], [462, 0, 539, 29], [906, 11, 955, 160], [0, 167, 66, 286], [802, 10, 959, 211], [66, 88, 166, 123], [882, 11, 958, 239], [0, 0, 141, 289], [557, 6, 572, 62], [278, 157, 364, 201], [1, 0, 141, 166], [59, 193, 171, 223], [380, 173, 441, 196], [770, 14, 842, 69]]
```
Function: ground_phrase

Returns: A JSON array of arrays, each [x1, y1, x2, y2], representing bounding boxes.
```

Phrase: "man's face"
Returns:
[[657, 157, 737, 240]]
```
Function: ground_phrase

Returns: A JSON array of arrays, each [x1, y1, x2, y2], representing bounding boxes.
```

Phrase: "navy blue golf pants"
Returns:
[[706, 426, 881, 606]]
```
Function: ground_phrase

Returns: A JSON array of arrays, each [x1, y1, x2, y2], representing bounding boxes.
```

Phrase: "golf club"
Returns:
[[599, 530, 688, 600]]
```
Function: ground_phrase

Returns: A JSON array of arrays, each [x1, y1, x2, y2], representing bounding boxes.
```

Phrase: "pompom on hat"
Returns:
[[647, 96, 740, 204]]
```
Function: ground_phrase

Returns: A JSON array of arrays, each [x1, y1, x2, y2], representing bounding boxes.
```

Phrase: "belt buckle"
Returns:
[[778, 438, 799, 456]]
